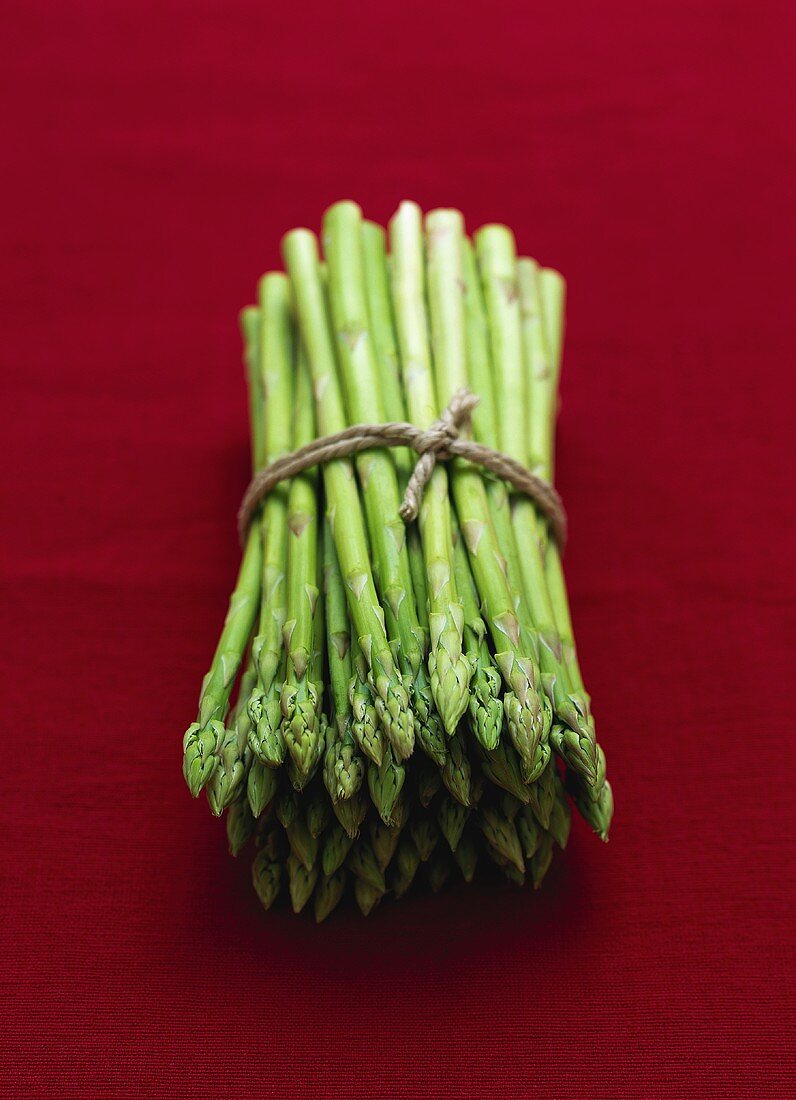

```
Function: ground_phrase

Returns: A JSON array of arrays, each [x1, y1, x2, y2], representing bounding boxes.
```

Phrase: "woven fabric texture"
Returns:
[[2, 2, 794, 1096]]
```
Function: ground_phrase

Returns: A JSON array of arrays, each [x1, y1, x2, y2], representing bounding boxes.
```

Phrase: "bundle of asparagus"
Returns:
[[183, 201, 613, 921]]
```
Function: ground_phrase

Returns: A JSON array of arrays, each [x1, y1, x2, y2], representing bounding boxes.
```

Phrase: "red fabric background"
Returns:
[[2, 2, 794, 1096]]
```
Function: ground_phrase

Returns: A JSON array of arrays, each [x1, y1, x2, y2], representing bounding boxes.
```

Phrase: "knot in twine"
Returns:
[[237, 387, 567, 549]]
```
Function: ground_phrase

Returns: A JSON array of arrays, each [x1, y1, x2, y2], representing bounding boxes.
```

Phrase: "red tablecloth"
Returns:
[[3, 2, 794, 1096]]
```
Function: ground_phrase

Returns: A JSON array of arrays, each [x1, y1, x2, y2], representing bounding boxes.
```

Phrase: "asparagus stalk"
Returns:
[[321, 822, 354, 875], [527, 757, 557, 829], [427, 210, 549, 780], [183, 523, 262, 796], [306, 785, 331, 838], [280, 342, 322, 776], [322, 519, 365, 800], [437, 794, 469, 852], [532, 265, 610, 808], [206, 649, 256, 815], [287, 851, 319, 913], [349, 651, 384, 767], [346, 839, 387, 893], [473, 224, 553, 780], [354, 878, 383, 916], [252, 848, 282, 910], [361, 219, 414, 489], [367, 745, 406, 826], [204, 307, 268, 811], [247, 756, 278, 818], [322, 202, 428, 763], [283, 228, 413, 758], [314, 868, 347, 923], [359, 212, 447, 766], [247, 274, 293, 768], [332, 786, 368, 840], [477, 804, 525, 875], [409, 813, 439, 862], [388, 201, 471, 734], [227, 797, 255, 856], [441, 730, 472, 807], [286, 814, 319, 871], [549, 774, 572, 849], [392, 839, 421, 898], [452, 830, 479, 882], [516, 805, 542, 860], [476, 738, 533, 804], [513, 258, 601, 789], [415, 756, 443, 807], [183, 302, 266, 796], [426, 848, 453, 893], [452, 519, 503, 751], [487, 847, 526, 888], [369, 817, 403, 872], [530, 833, 555, 890], [275, 785, 299, 828]]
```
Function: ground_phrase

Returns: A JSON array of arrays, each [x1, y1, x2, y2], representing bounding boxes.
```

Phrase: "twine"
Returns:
[[237, 387, 566, 548]]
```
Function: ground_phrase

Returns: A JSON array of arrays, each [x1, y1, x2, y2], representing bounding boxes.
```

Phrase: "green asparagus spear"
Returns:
[[227, 796, 255, 856], [530, 833, 555, 889], [322, 519, 365, 800], [516, 805, 542, 860], [332, 787, 368, 840], [367, 745, 406, 826], [441, 730, 472, 807], [452, 830, 479, 882], [283, 228, 413, 758], [207, 649, 257, 814], [530, 262, 609, 809], [354, 878, 383, 916], [321, 822, 354, 875], [369, 817, 402, 872], [528, 757, 557, 829], [437, 794, 469, 852], [475, 738, 533, 804], [451, 524, 503, 751], [246, 274, 294, 768], [314, 868, 347, 923], [346, 839, 386, 893], [287, 851, 319, 913], [431, 214, 549, 779], [415, 756, 443, 808], [349, 650, 384, 767], [514, 258, 601, 789], [286, 815, 319, 872], [549, 774, 572, 849], [252, 849, 282, 910], [476, 803, 525, 874], [388, 201, 471, 734], [409, 812, 439, 862], [426, 848, 453, 893], [359, 212, 447, 766], [275, 785, 299, 829], [473, 224, 553, 780], [182, 300, 264, 796], [323, 202, 429, 762], [247, 757, 278, 818], [280, 342, 322, 776], [392, 838, 421, 898]]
